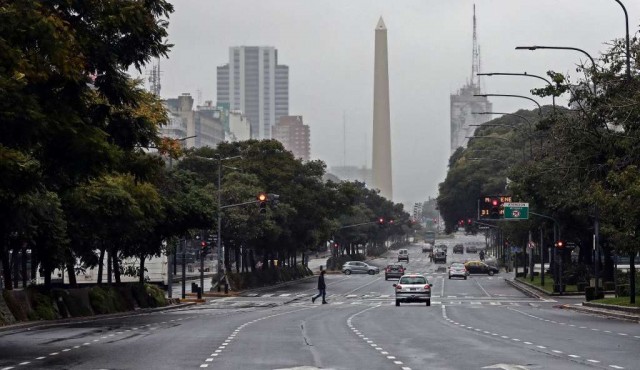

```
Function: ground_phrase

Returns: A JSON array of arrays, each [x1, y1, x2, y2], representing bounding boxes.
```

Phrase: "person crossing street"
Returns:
[[312, 270, 327, 304]]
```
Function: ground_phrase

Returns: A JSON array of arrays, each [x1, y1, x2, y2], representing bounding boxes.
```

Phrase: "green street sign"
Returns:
[[503, 202, 529, 220]]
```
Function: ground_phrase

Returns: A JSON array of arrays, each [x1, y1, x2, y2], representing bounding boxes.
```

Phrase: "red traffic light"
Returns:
[[257, 193, 267, 202], [491, 199, 499, 206], [467, 218, 472, 224], [556, 240, 565, 249], [378, 217, 385, 224], [200, 241, 207, 247]]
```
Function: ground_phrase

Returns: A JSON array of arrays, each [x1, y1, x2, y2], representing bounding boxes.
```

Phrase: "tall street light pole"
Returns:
[[474, 93, 542, 116], [215, 155, 242, 293], [515, 46, 597, 95], [478, 72, 557, 111], [612, 0, 631, 80]]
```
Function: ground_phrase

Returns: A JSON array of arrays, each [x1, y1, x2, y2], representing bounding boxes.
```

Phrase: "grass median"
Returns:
[[515, 276, 578, 293], [591, 296, 640, 308]]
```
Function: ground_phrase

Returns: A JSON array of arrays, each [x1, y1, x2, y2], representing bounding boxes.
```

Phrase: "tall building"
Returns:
[[216, 46, 289, 140], [450, 6, 492, 154], [163, 94, 224, 149], [272, 115, 310, 161], [371, 17, 393, 200]]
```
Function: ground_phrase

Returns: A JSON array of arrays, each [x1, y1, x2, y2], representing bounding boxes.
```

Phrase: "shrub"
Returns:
[[145, 284, 167, 307], [27, 290, 57, 321]]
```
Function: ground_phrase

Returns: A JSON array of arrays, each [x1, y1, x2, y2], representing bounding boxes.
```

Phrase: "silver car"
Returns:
[[448, 263, 468, 280], [394, 274, 432, 306], [342, 261, 380, 275]]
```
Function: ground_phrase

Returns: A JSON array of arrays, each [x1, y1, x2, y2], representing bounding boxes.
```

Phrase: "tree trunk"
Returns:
[[107, 253, 112, 285], [1, 246, 13, 290], [65, 248, 77, 287], [21, 244, 27, 287], [630, 254, 636, 305], [97, 248, 105, 285], [249, 250, 255, 272], [235, 247, 240, 274], [112, 253, 121, 284], [12, 250, 19, 288], [139, 255, 146, 284]]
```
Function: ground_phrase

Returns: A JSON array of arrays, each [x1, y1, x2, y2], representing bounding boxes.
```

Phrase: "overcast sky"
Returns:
[[147, 0, 639, 207]]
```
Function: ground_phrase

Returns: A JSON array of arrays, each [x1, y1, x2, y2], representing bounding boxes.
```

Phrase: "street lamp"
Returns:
[[474, 93, 542, 116], [215, 155, 242, 293], [612, 0, 631, 80], [515, 46, 597, 95], [478, 72, 557, 111]]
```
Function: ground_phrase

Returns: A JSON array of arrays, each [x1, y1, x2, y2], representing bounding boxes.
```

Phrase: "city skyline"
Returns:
[[149, 0, 639, 204]]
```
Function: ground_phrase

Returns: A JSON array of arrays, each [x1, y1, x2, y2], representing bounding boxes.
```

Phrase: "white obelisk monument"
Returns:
[[372, 17, 393, 200]]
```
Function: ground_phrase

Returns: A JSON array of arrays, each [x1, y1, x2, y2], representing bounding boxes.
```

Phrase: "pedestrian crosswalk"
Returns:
[[215, 290, 541, 308]]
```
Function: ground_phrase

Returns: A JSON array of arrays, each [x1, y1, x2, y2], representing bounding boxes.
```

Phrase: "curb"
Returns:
[[504, 278, 544, 299], [583, 301, 640, 314], [510, 278, 586, 297], [0, 302, 196, 334], [560, 304, 640, 323]]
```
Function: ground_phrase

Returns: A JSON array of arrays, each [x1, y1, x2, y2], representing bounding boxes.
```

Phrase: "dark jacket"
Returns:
[[317, 273, 326, 289]]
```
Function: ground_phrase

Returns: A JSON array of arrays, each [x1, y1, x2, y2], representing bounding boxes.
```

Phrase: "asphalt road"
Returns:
[[1, 232, 638, 369]]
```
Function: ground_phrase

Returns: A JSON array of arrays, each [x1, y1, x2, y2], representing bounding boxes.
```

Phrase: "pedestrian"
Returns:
[[312, 270, 327, 304]]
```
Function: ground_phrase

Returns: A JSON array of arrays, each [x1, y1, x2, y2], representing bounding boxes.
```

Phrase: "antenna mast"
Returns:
[[471, 4, 481, 90], [148, 58, 161, 96]]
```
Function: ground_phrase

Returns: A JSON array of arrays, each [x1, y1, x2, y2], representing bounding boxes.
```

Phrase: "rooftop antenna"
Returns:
[[148, 57, 161, 96], [471, 4, 481, 90]]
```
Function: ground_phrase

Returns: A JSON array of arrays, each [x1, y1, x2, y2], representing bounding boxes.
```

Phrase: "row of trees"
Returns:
[[438, 32, 639, 302], [0, 1, 413, 290]]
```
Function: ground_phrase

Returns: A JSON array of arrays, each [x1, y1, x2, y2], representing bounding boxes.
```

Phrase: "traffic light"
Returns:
[[467, 218, 472, 225], [490, 197, 502, 219], [388, 219, 395, 225], [377, 217, 385, 227], [200, 241, 208, 255], [257, 193, 268, 214], [555, 240, 565, 249]]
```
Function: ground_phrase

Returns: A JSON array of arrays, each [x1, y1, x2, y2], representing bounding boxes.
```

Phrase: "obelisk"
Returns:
[[372, 17, 393, 200]]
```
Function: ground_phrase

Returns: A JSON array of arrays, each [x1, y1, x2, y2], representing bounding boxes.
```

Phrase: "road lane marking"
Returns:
[[609, 366, 624, 369]]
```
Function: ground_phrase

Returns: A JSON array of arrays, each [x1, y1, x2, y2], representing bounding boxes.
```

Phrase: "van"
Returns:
[[398, 249, 409, 262]]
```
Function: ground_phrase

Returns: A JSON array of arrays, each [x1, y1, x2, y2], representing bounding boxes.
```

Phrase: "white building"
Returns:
[[228, 110, 251, 142], [217, 46, 289, 140]]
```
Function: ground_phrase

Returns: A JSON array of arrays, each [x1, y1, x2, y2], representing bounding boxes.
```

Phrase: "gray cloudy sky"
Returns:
[[149, 0, 639, 206]]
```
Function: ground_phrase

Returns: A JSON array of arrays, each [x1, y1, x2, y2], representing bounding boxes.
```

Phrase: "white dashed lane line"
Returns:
[[346, 305, 411, 370], [442, 305, 626, 369], [197, 307, 312, 368], [508, 307, 638, 340]]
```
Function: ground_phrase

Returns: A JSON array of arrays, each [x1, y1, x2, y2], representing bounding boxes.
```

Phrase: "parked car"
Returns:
[[342, 261, 380, 275], [448, 262, 468, 280], [433, 248, 447, 264], [453, 244, 464, 254], [466, 245, 478, 253], [384, 264, 405, 280], [464, 261, 499, 275], [393, 274, 432, 306], [422, 243, 433, 253], [398, 249, 409, 262]]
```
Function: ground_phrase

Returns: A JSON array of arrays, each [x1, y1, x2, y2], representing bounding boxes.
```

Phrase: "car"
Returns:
[[394, 274, 432, 306], [437, 244, 448, 252], [466, 245, 478, 253], [464, 261, 499, 276], [397, 249, 409, 262], [433, 248, 447, 263], [342, 261, 380, 275], [384, 264, 405, 280], [422, 243, 433, 253], [453, 244, 464, 254], [448, 263, 468, 279]]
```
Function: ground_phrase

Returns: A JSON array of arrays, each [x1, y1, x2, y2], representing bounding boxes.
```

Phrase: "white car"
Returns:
[[393, 274, 432, 306]]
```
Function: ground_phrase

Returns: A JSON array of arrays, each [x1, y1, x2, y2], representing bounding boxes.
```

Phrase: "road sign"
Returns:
[[503, 202, 529, 220]]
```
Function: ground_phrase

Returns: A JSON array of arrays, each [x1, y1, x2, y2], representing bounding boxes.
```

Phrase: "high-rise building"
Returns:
[[272, 115, 310, 161], [450, 6, 492, 154], [228, 110, 251, 142], [216, 46, 289, 140]]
